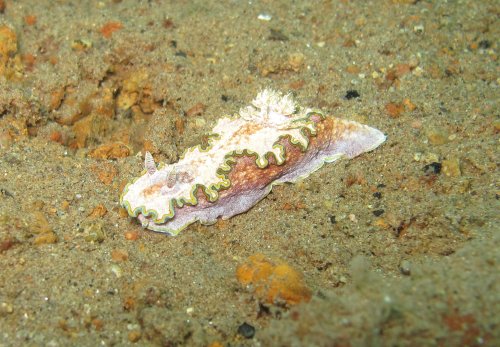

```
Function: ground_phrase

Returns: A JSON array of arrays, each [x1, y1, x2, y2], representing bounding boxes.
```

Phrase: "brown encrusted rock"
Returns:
[[236, 253, 312, 306], [0, 25, 23, 80], [89, 142, 131, 159]]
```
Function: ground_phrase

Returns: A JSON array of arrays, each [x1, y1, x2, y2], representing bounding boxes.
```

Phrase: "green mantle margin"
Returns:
[[120, 111, 324, 225]]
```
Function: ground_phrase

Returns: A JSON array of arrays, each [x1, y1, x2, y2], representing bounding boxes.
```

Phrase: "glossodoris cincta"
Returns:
[[121, 89, 386, 235]]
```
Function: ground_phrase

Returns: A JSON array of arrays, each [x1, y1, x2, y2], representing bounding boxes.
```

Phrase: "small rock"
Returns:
[[91, 318, 104, 331], [124, 231, 139, 240], [346, 65, 361, 74], [426, 129, 448, 145], [89, 142, 130, 159], [236, 253, 311, 305], [88, 204, 108, 218], [83, 222, 106, 243], [423, 162, 442, 175], [385, 102, 404, 118], [373, 218, 390, 229], [100, 21, 123, 39], [109, 264, 122, 278], [403, 98, 417, 111], [237, 322, 255, 339], [399, 260, 411, 276], [111, 249, 129, 262], [442, 158, 461, 177], [71, 39, 92, 52], [372, 209, 384, 217], [128, 330, 141, 343], [0, 25, 23, 80], [478, 40, 491, 49], [269, 28, 288, 41], [345, 90, 360, 100], [257, 13, 272, 21]]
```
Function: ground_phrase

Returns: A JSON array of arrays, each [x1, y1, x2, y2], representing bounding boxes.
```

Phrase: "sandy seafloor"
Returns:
[[0, 0, 499, 346]]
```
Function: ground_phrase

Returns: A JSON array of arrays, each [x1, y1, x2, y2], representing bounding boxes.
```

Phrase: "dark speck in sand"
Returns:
[[423, 162, 442, 175], [373, 209, 385, 217], [478, 40, 491, 49], [373, 192, 382, 199], [345, 90, 360, 100], [237, 322, 255, 339], [268, 28, 289, 41], [0, 188, 14, 198]]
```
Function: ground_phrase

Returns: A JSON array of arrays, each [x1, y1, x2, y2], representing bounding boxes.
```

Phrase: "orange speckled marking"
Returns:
[[142, 183, 163, 197]]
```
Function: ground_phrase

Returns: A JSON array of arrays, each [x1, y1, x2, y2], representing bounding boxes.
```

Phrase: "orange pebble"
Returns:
[[403, 98, 417, 111], [346, 65, 361, 74], [92, 318, 104, 331], [385, 102, 405, 118], [22, 53, 36, 69], [24, 15, 37, 26], [89, 204, 108, 218], [89, 142, 130, 159], [49, 131, 63, 143], [100, 21, 123, 38], [236, 253, 311, 305], [124, 231, 139, 240], [111, 249, 129, 262], [128, 330, 141, 342]]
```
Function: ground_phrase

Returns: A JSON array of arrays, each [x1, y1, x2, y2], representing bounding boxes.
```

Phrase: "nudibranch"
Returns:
[[121, 89, 386, 235]]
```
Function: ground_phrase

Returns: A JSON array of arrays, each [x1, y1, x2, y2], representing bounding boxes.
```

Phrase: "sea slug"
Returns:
[[121, 89, 386, 235]]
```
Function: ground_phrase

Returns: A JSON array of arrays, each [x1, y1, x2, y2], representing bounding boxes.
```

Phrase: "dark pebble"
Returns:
[[423, 162, 442, 175], [377, 183, 386, 188], [373, 209, 384, 217], [372, 192, 382, 199], [268, 28, 289, 41], [329, 215, 336, 224], [237, 322, 255, 339], [0, 188, 14, 197], [478, 40, 491, 49], [345, 90, 360, 100], [175, 51, 187, 58], [221, 94, 229, 102], [399, 260, 411, 276]]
